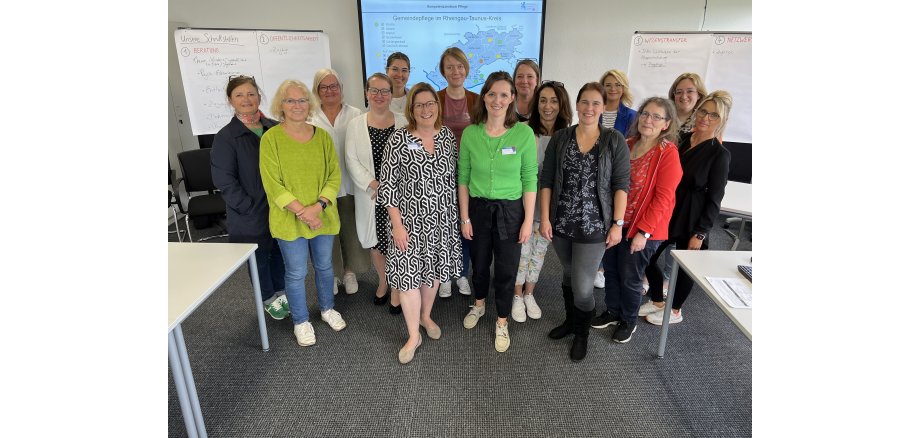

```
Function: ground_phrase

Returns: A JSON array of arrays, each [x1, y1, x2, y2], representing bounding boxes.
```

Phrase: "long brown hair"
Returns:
[[527, 81, 572, 136]]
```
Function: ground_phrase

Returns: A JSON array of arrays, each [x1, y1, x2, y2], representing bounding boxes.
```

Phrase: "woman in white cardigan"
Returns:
[[346, 73, 408, 312]]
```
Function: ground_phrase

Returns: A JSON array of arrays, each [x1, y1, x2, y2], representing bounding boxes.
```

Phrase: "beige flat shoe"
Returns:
[[421, 322, 442, 340], [398, 338, 422, 364]]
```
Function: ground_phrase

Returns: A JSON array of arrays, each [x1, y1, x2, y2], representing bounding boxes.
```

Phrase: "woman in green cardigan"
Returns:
[[260, 79, 347, 347], [458, 71, 538, 353]]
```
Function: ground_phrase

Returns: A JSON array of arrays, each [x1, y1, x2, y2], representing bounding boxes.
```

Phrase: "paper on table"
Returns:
[[706, 277, 752, 308]]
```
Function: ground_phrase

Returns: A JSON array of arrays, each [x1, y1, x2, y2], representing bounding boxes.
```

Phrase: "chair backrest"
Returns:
[[176, 148, 217, 193], [723, 141, 752, 184]]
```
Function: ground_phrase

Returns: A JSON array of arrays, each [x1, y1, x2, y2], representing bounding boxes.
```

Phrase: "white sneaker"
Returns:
[[293, 321, 316, 346], [333, 277, 340, 295], [594, 271, 605, 288], [457, 277, 471, 295], [343, 272, 359, 295], [495, 321, 510, 352], [638, 301, 665, 317], [523, 294, 542, 319], [511, 295, 526, 323], [463, 304, 486, 329], [439, 280, 452, 298], [321, 309, 347, 331], [646, 309, 683, 325]]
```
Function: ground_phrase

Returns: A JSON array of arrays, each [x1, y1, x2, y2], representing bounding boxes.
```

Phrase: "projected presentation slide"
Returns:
[[358, 0, 545, 94]]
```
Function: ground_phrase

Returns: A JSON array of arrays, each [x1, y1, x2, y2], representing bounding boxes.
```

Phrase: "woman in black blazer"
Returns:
[[641, 91, 733, 325]]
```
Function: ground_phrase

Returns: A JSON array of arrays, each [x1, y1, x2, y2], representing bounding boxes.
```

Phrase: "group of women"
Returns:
[[208, 50, 733, 364]]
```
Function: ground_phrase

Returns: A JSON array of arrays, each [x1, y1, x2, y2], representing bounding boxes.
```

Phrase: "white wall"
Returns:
[[168, 0, 751, 133]]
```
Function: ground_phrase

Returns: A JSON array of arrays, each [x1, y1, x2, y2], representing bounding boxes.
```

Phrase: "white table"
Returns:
[[168, 242, 267, 438], [721, 181, 752, 250], [657, 250, 752, 358]]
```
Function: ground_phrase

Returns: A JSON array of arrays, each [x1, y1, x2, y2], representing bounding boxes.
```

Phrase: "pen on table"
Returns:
[[723, 279, 750, 307]]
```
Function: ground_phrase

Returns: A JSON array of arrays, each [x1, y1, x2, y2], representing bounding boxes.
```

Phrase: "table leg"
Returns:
[[169, 330, 200, 438], [731, 219, 747, 250], [174, 325, 208, 438], [657, 258, 680, 358], [248, 253, 269, 352]]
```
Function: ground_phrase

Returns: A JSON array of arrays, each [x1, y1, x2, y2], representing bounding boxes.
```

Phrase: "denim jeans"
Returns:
[[602, 236, 662, 325], [276, 235, 335, 325], [255, 239, 286, 303]]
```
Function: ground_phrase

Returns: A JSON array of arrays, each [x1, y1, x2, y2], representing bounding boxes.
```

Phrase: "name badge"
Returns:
[[501, 146, 517, 155], [407, 142, 422, 150]]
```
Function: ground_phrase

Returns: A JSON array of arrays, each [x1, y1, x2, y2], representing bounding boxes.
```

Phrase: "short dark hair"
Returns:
[[386, 52, 411, 70], [576, 82, 607, 105], [471, 71, 517, 128], [226, 75, 260, 99]]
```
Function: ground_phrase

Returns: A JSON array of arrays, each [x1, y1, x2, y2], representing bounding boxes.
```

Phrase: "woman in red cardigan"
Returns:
[[591, 96, 683, 343]]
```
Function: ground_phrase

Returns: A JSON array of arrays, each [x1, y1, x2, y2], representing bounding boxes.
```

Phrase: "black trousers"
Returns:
[[645, 234, 709, 310], [468, 197, 524, 319]]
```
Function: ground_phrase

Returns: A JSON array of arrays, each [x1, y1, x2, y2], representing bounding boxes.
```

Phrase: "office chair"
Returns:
[[168, 163, 187, 242], [176, 149, 228, 242], [722, 142, 753, 249]]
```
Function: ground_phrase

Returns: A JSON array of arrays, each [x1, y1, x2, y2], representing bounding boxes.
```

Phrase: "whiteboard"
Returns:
[[174, 28, 331, 135], [627, 32, 752, 144]]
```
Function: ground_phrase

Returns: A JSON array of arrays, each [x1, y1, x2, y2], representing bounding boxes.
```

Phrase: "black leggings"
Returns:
[[645, 235, 709, 310]]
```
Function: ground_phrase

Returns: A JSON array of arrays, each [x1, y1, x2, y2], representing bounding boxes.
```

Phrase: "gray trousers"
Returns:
[[552, 235, 607, 312]]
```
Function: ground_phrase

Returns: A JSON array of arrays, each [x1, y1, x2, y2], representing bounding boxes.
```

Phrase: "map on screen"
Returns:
[[358, 0, 546, 94]]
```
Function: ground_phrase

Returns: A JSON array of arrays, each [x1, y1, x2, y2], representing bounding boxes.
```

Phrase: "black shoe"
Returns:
[[612, 321, 637, 343], [590, 312, 620, 329], [373, 291, 389, 306], [389, 304, 402, 315], [548, 320, 573, 339]]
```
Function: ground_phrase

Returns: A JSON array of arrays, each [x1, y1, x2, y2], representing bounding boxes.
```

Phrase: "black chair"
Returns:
[[721, 141, 753, 247], [176, 149, 228, 242], [168, 163, 187, 242]]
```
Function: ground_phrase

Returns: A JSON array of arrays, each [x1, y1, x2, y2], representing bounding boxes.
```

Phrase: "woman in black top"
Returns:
[[210, 75, 288, 320], [642, 91, 733, 325]]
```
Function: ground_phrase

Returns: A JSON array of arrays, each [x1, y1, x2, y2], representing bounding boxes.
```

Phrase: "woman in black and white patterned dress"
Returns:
[[377, 82, 462, 364], [345, 73, 407, 313]]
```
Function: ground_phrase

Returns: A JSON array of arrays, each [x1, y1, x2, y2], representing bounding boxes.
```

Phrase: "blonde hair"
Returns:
[[695, 90, 733, 138], [599, 69, 633, 107], [269, 79, 318, 122], [312, 68, 343, 102], [668, 72, 708, 106]]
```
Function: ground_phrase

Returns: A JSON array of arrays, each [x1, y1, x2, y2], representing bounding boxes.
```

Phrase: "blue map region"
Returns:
[[426, 26, 524, 91]]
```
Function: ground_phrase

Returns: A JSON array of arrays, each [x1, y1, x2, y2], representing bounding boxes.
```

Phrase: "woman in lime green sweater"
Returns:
[[260, 79, 347, 348], [458, 71, 538, 353]]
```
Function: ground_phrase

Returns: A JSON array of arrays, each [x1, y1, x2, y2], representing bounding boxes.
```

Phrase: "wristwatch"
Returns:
[[637, 229, 651, 239], [318, 199, 328, 210], [613, 219, 624, 227], [694, 232, 706, 241]]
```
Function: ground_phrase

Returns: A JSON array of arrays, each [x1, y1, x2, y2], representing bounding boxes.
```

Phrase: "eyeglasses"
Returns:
[[367, 87, 392, 96], [412, 101, 438, 110], [541, 80, 565, 88], [228, 74, 254, 81], [282, 98, 308, 106], [639, 111, 668, 122], [603, 83, 625, 90], [388, 66, 410, 74], [318, 83, 340, 93], [673, 89, 697, 96], [695, 108, 721, 121]]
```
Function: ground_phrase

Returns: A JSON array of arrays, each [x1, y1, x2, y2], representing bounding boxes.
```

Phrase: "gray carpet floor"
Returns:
[[168, 216, 752, 437]]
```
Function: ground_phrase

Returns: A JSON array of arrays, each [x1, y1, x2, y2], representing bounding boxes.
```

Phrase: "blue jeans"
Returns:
[[276, 235, 335, 325], [255, 239, 286, 303], [602, 237, 662, 325]]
